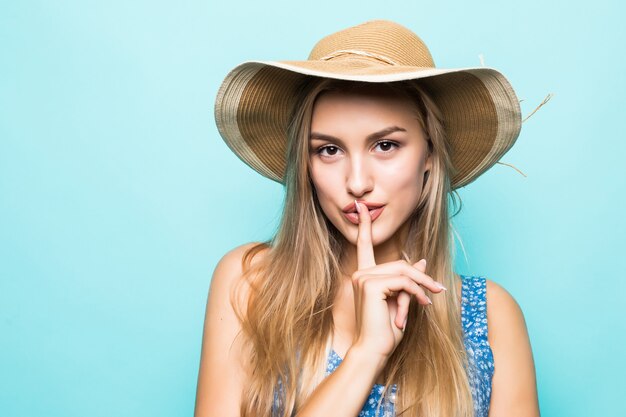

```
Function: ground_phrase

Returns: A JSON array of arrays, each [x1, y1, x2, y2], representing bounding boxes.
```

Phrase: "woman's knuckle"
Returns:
[[400, 263, 415, 276], [413, 285, 425, 296], [361, 279, 376, 292], [353, 270, 369, 282]]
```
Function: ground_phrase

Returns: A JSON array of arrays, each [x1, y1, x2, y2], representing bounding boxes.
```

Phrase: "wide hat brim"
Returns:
[[215, 50, 521, 190]]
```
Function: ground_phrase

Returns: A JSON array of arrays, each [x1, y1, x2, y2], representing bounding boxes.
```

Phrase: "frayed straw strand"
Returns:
[[495, 161, 527, 177], [522, 93, 554, 123]]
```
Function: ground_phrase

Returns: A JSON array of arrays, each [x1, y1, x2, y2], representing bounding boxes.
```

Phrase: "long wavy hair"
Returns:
[[232, 77, 474, 417]]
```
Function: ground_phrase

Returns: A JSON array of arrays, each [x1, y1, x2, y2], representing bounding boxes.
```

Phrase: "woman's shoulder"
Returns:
[[202, 242, 272, 353], [209, 242, 270, 305], [456, 275, 537, 411], [480, 278, 539, 413], [212, 241, 270, 284], [218, 241, 271, 266], [481, 278, 536, 402], [456, 275, 528, 347], [482, 278, 527, 340], [196, 242, 270, 416]]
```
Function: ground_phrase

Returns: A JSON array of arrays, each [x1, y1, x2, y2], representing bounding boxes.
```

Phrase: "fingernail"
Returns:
[[435, 282, 448, 291], [354, 199, 361, 214], [418, 258, 427, 267], [426, 296, 432, 305]]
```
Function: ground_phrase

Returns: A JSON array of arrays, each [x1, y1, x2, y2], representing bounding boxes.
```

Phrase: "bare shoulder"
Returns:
[[484, 279, 540, 417], [194, 242, 270, 417], [212, 241, 270, 288], [484, 280, 525, 331], [202, 241, 271, 343], [484, 279, 534, 352]]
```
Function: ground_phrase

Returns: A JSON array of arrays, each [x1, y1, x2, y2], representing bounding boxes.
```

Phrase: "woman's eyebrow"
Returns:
[[309, 126, 407, 142]]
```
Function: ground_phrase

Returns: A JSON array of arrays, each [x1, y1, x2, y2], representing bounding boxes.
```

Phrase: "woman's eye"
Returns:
[[375, 140, 399, 153], [318, 145, 340, 157]]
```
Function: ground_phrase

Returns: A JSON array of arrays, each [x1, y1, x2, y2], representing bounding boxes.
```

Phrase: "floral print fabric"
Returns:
[[461, 275, 495, 417]]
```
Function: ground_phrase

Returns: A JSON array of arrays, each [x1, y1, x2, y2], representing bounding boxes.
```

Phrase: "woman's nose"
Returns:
[[346, 157, 374, 197]]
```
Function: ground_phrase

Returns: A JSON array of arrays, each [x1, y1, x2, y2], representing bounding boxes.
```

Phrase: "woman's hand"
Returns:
[[350, 200, 447, 361]]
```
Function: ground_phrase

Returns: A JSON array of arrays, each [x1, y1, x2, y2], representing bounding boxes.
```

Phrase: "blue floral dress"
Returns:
[[324, 275, 494, 417]]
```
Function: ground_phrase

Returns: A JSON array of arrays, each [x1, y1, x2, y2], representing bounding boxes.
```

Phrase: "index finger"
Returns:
[[355, 200, 376, 269]]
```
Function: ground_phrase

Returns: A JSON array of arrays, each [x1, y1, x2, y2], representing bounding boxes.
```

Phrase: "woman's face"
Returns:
[[309, 85, 432, 248]]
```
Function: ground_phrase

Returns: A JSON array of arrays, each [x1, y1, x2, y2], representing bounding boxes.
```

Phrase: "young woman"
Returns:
[[196, 20, 540, 417]]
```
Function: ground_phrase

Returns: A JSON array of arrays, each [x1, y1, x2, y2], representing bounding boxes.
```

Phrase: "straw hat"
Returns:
[[214, 20, 521, 189]]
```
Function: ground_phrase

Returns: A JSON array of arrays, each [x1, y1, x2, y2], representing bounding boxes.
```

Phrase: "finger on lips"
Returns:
[[355, 200, 376, 269], [354, 199, 445, 304]]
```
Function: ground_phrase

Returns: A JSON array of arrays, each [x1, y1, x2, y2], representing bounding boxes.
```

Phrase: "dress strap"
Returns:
[[461, 275, 489, 340], [460, 275, 495, 417]]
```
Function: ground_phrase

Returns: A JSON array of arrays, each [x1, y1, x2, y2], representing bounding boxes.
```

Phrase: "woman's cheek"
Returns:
[[311, 178, 337, 217], [312, 170, 338, 202]]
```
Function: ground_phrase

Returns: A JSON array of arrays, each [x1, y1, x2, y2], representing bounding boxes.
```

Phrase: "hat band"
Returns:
[[318, 49, 400, 66]]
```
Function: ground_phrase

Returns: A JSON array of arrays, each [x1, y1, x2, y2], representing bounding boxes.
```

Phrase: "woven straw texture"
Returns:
[[214, 20, 522, 189]]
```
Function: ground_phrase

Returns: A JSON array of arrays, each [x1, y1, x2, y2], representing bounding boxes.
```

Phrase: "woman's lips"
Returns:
[[342, 206, 385, 225]]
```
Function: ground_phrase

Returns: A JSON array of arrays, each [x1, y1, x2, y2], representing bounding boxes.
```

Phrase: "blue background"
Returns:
[[1, 1, 624, 416]]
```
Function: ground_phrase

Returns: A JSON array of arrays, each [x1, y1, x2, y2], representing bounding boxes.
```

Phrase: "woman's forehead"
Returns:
[[312, 86, 420, 125]]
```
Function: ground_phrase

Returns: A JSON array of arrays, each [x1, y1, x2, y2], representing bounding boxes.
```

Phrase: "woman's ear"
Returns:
[[424, 146, 433, 173], [422, 147, 433, 188]]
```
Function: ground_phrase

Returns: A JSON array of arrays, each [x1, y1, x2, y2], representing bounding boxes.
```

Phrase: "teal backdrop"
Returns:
[[1, 1, 624, 416]]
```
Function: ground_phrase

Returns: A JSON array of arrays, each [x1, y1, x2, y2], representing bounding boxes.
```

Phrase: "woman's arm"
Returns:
[[486, 280, 540, 417], [194, 243, 259, 417], [294, 346, 388, 417]]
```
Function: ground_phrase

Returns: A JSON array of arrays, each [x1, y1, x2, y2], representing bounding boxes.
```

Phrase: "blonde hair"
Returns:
[[233, 77, 474, 416]]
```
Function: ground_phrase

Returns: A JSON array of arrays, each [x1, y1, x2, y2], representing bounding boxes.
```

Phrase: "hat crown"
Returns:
[[308, 20, 435, 68]]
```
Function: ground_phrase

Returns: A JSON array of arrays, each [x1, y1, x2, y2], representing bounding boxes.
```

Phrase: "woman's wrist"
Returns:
[[294, 345, 389, 417], [344, 344, 389, 377]]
